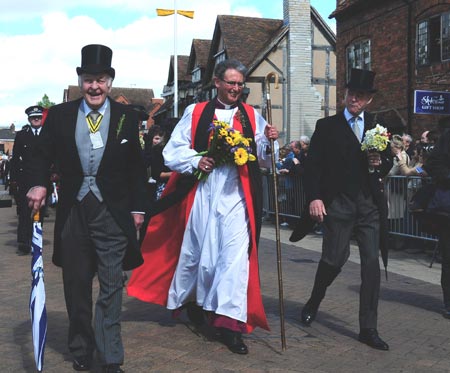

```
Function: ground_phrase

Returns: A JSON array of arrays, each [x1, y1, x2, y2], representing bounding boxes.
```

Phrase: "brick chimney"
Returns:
[[283, 0, 323, 139]]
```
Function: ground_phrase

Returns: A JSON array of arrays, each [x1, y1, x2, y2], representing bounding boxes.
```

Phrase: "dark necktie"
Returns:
[[34, 128, 39, 136]]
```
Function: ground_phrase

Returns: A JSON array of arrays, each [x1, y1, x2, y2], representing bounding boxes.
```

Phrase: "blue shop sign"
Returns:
[[414, 90, 450, 115]]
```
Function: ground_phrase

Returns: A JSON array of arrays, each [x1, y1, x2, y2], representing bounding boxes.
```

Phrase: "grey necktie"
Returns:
[[351, 116, 361, 142], [89, 111, 100, 122]]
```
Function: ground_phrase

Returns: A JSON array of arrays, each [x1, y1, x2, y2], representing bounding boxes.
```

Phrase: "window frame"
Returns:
[[346, 38, 371, 81], [416, 11, 450, 67]]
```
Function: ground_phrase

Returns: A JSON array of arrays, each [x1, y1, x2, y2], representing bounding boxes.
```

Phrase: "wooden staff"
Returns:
[[264, 71, 286, 350]]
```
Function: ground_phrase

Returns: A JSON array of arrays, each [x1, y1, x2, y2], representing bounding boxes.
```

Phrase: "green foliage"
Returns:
[[37, 94, 55, 108]]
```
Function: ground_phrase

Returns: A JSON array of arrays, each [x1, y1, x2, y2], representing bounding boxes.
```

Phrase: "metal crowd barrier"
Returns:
[[262, 172, 438, 243], [385, 175, 437, 242], [262, 172, 307, 220]]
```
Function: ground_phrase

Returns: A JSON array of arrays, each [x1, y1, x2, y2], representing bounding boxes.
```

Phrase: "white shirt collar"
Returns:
[[82, 98, 109, 116], [344, 108, 365, 123], [31, 126, 41, 135]]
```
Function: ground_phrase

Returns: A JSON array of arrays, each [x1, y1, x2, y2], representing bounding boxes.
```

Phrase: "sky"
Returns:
[[0, 0, 336, 128]]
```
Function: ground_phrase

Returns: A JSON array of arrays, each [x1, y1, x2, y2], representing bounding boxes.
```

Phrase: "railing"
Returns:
[[262, 173, 438, 243]]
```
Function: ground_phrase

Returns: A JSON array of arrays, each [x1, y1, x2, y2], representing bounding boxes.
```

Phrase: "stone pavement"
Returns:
[[1, 199, 449, 372]]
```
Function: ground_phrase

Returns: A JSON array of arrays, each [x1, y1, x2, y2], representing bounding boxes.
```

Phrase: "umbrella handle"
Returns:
[[33, 212, 40, 222]]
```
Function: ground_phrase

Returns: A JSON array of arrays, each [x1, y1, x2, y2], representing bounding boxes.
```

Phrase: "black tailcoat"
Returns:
[[28, 98, 148, 270], [305, 111, 392, 206], [294, 111, 393, 267]]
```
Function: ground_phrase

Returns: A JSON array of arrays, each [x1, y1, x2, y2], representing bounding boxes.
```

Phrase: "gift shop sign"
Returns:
[[414, 90, 450, 115]]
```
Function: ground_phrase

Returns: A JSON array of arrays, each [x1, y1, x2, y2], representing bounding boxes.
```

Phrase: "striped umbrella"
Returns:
[[29, 212, 47, 372]]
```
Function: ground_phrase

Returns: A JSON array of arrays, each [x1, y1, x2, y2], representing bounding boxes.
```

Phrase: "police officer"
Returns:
[[10, 105, 45, 255]]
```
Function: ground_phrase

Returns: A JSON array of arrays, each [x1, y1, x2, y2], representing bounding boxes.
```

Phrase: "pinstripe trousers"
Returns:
[[61, 192, 128, 365], [321, 191, 381, 329]]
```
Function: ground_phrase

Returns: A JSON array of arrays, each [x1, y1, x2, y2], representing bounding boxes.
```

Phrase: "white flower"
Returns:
[[361, 124, 390, 152]]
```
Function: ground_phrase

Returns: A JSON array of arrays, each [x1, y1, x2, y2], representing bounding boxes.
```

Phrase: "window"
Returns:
[[346, 39, 371, 79], [192, 67, 201, 83], [417, 12, 450, 66], [214, 51, 226, 67]]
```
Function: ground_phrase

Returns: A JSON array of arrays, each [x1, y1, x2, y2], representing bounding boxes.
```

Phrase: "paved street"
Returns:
[[1, 196, 449, 372]]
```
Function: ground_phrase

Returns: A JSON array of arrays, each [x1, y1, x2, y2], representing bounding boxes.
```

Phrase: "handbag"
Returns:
[[409, 183, 450, 235]]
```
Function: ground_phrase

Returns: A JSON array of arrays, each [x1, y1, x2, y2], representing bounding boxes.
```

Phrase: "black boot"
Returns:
[[219, 328, 248, 354], [186, 302, 205, 326], [301, 260, 340, 326]]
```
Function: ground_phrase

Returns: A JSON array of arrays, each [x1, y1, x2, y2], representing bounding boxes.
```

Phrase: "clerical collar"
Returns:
[[215, 98, 237, 110]]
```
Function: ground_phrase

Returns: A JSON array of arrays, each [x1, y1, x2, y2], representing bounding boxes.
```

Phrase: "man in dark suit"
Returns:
[[10, 105, 46, 255], [300, 68, 392, 350], [27, 44, 147, 373]]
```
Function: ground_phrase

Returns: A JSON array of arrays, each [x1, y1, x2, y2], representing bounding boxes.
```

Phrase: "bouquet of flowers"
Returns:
[[195, 120, 257, 181], [361, 124, 390, 152]]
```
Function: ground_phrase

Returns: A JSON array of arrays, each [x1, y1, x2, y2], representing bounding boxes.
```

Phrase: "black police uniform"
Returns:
[[10, 107, 47, 255]]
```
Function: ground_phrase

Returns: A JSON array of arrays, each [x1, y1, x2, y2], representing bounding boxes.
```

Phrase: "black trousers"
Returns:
[[60, 192, 128, 365], [321, 191, 381, 329]]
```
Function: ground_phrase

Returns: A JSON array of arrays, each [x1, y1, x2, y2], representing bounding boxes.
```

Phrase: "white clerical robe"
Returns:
[[162, 103, 274, 322]]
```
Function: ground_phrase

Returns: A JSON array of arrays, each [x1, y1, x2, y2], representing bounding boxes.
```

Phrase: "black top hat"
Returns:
[[76, 44, 115, 79], [25, 105, 44, 117], [346, 68, 377, 93]]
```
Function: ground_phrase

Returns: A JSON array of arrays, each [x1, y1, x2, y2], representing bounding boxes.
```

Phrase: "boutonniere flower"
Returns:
[[116, 114, 126, 139], [139, 133, 145, 150]]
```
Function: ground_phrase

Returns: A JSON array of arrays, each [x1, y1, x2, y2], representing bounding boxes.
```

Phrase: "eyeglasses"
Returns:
[[30, 117, 42, 120], [220, 79, 245, 87]]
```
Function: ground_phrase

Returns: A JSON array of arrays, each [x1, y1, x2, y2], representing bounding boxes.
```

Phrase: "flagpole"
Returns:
[[173, 0, 178, 118], [156, 5, 193, 118]]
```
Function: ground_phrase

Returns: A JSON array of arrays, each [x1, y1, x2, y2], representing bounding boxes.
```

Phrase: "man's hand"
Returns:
[[309, 199, 327, 223], [367, 151, 382, 168], [132, 213, 144, 231], [26, 186, 47, 215], [264, 124, 279, 140]]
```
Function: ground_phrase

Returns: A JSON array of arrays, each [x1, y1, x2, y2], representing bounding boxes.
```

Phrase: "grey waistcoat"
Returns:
[[75, 106, 111, 202]]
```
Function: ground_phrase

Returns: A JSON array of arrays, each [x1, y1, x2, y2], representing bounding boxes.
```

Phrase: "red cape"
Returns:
[[127, 102, 269, 332]]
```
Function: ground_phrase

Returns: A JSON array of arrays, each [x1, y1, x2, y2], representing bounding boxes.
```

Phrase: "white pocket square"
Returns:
[[120, 139, 128, 144]]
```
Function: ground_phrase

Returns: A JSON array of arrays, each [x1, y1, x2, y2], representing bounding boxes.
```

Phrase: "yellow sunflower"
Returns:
[[225, 136, 234, 146], [234, 148, 249, 166]]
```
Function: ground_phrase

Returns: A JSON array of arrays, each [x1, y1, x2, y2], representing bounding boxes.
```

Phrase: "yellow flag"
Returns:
[[156, 8, 175, 16], [177, 10, 194, 19]]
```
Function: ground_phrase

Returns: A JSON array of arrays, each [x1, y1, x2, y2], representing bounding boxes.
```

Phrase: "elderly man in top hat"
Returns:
[[299, 68, 393, 350], [10, 105, 46, 255], [26, 44, 148, 372]]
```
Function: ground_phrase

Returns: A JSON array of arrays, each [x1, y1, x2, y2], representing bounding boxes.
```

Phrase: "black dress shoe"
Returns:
[[219, 328, 248, 354], [358, 328, 389, 351], [103, 364, 124, 373], [301, 302, 318, 326], [186, 302, 205, 326], [73, 356, 91, 371]]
